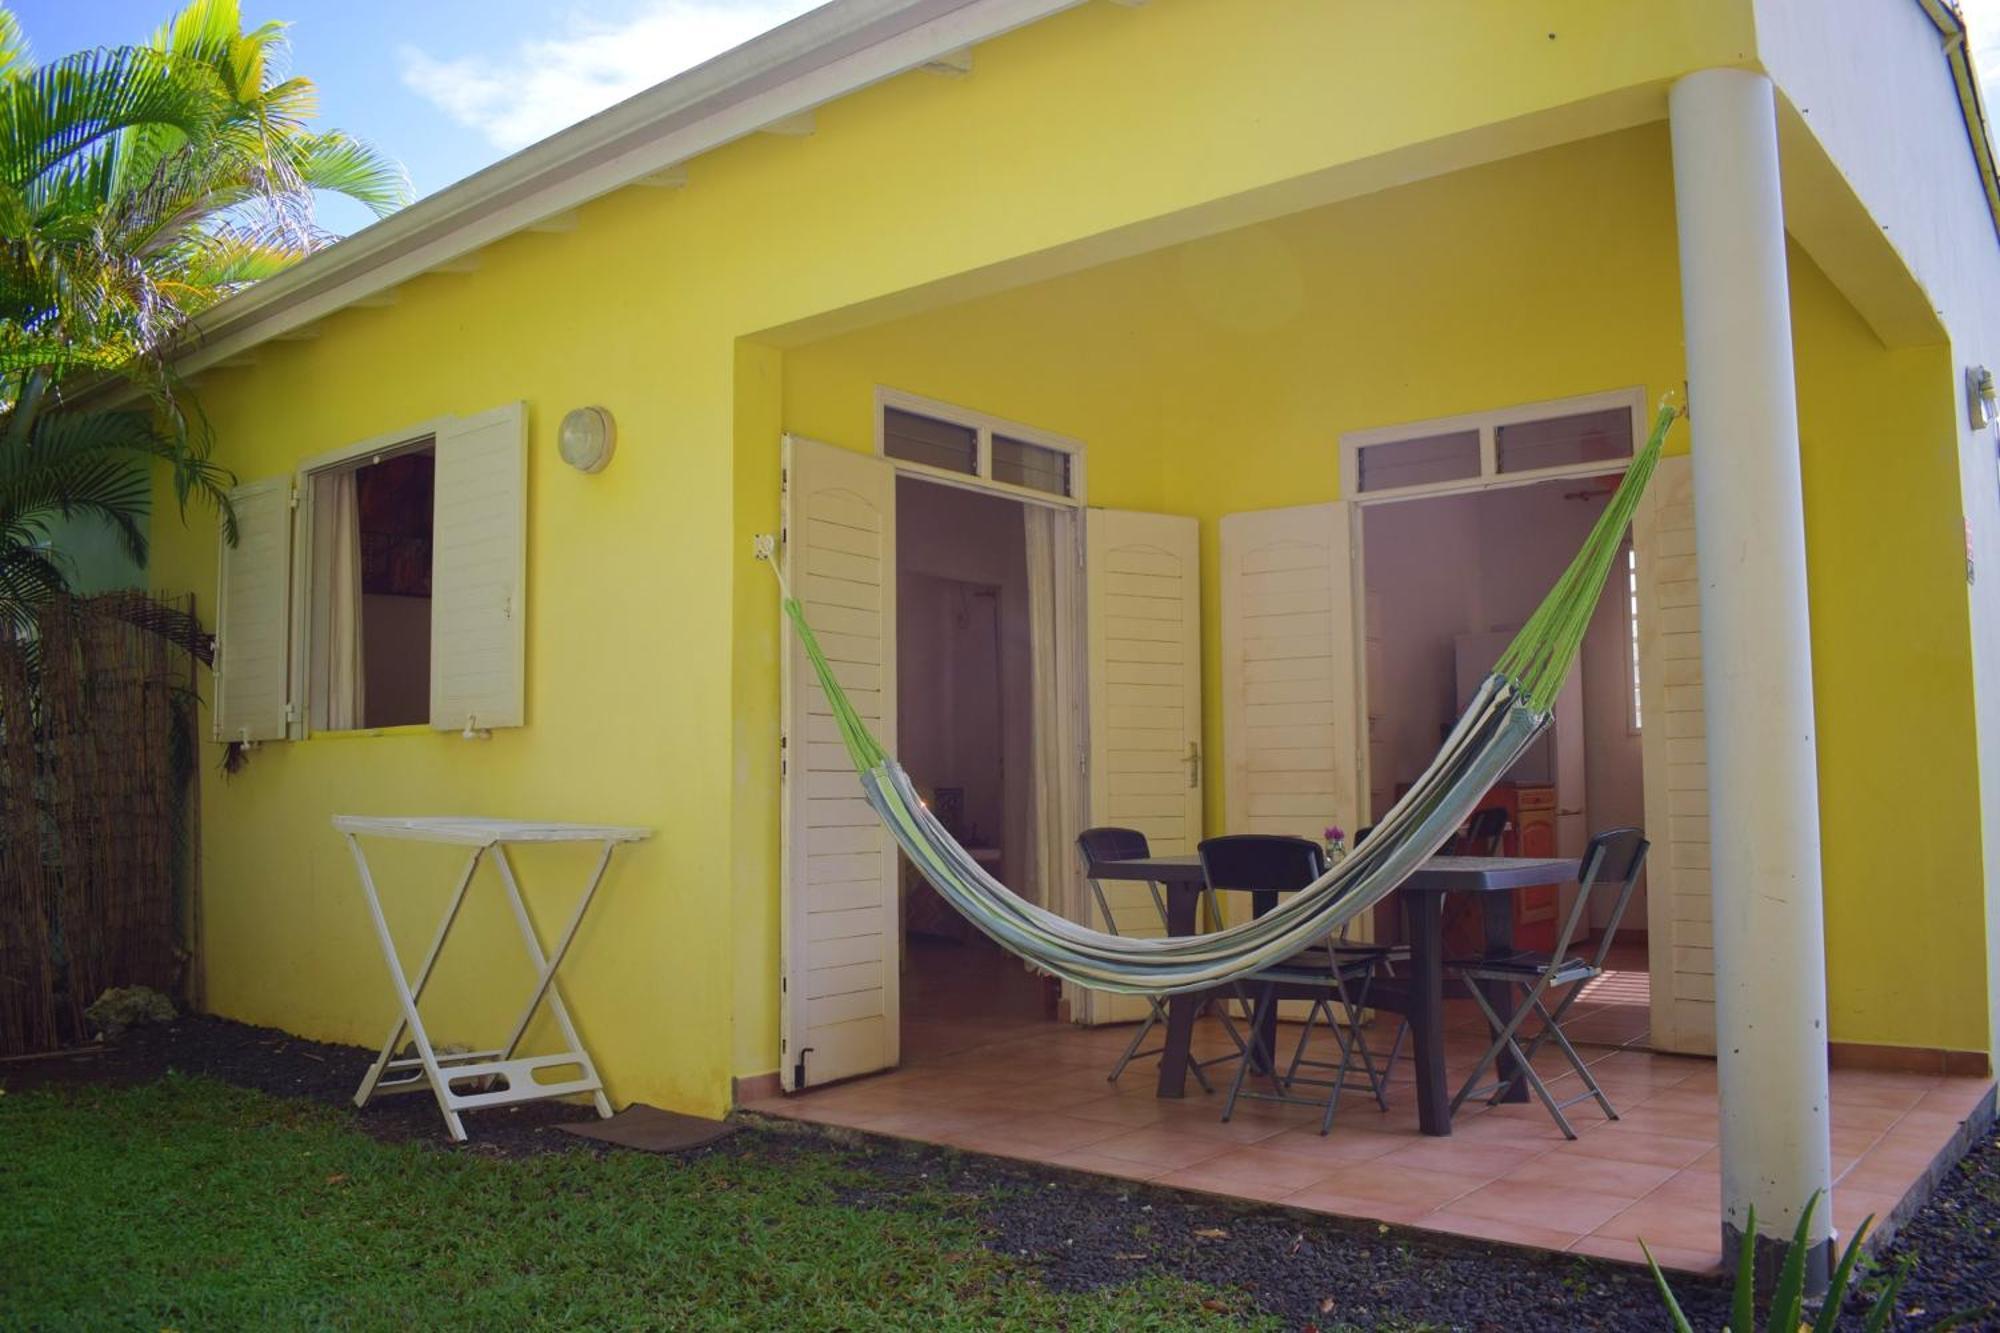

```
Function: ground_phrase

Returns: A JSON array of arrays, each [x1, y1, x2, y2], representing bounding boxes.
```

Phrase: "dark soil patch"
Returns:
[[1848, 1122, 2000, 1329], [10, 1017, 1991, 1330], [0, 1016, 594, 1157]]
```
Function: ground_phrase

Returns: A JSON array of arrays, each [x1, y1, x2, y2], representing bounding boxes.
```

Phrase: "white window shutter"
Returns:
[[431, 402, 527, 731], [213, 476, 294, 743]]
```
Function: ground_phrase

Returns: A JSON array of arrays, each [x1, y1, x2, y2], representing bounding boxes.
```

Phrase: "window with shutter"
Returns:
[[213, 476, 295, 743], [429, 403, 528, 732]]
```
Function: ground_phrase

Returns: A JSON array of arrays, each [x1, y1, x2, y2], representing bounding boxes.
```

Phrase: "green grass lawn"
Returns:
[[1, 1076, 1276, 1331]]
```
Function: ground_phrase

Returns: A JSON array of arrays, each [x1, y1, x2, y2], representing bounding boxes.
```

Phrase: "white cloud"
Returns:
[[400, 1, 822, 152], [1965, 0, 2000, 107]]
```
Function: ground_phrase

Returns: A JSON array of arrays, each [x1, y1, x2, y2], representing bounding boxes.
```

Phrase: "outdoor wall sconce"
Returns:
[[559, 405, 616, 474], [1966, 365, 1996, 431]]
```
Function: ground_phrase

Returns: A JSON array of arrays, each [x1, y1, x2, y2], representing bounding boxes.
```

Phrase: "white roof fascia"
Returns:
[[177, 0, 1085, 375]]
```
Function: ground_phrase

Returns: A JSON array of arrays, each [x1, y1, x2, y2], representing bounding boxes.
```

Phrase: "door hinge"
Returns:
[[779, 733, 788, 778], [288, 484, 300, 510]]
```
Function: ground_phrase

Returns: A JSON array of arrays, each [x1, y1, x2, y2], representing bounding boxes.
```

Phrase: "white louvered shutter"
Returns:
[[1085, 508, 1202, 1024], [1219, 502, 1361, 844], [213, 476, 294, 742], [1635, 455, 1714, 1056], [780, 435, 899, 1089], [430, 403, 527, 732]]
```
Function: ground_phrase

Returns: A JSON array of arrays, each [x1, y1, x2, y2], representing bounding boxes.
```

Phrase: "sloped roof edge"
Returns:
[[174, 0, 1083, 372], [1915, 0, 2000, 244]]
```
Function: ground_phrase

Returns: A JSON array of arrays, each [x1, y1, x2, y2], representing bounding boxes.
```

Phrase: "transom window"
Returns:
[[1343, 389, 1644, 500], [876, 389, 1084, 504]]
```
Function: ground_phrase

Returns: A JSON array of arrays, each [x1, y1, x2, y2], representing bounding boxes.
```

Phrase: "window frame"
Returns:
[[874, 387, 1086, 508], [1625, 542, 1643, 735], [288, 418, 444, 740], [1339, 388, 1647, 504]]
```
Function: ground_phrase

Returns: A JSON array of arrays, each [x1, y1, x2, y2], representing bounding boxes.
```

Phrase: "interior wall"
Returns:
[[895, 479, 1036, 901], [360, 594, 432, 727], [1362, 479, 1646, 927]]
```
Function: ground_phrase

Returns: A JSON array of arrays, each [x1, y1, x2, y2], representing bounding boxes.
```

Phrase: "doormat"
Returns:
[[558, 1103, 738, 1154]]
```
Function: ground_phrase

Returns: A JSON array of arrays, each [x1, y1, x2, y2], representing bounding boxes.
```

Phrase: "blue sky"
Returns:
[[17, 0, 2000, 238], [14, 0, 820, 235]]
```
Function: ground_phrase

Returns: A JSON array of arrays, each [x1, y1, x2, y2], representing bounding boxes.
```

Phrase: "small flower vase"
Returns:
[[1325, 839, 1346, 866]]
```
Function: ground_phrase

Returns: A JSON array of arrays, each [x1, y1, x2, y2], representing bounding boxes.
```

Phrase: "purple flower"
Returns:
[[1324, 825, 1345, 844]]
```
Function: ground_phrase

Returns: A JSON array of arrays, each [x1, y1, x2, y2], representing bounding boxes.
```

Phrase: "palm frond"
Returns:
[[0, 45, 219, 195], [0, 8, 32, 83]]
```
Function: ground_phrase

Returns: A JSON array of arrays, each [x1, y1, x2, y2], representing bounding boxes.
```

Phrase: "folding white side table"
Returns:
[[334, 816, 651, 1142]]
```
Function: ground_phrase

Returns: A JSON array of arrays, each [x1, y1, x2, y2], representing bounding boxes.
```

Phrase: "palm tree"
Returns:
[[0, 0, 409, 630]]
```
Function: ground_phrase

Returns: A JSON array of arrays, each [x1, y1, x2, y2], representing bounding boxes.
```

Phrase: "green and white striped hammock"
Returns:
[[765, 401, 1680, 997]]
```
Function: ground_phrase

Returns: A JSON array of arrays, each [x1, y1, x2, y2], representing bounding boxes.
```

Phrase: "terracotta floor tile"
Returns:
[[1415, 1208, 1588, 1253], [1378, 1137, 1545, 1180], [1157, 1164, 1317, 1204], [1914, 1079, 1994, 1118], [1829, 1080, 1933, 1113], [1834, 1186, 1907, 1237], [1598, 1105, 1719, 1144], [1283, 1160, 1486, 1212], [1445, 1179, 1636, 1234], [1892, 1107, 1982, 1139], [1082, 1125, 1238, 1172], [1060, 1092, 1178, 1128], [856, 1107, 1011, 1142], [960, 1112, 1123, 1154], [1253, 1125, 1412, 1168], [1499, 1150, 1678, 1199], [1279, 1188, 1438, 1225], [1591, 1195, 1720, 1250], [1044, 1148, 1170, 1183], [1154, 1107, 1305, 1146], [1646, 1170, 1721, 1209], [1828, 1102, 1915, 1135], [1170, 1144, 1343, 1194], [1565, 1127, 1714, 1170], [1568, 1233, 1724, 1275]]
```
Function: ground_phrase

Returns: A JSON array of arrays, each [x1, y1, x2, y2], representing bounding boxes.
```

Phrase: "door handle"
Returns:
[[1186, 741, 1201, 790]]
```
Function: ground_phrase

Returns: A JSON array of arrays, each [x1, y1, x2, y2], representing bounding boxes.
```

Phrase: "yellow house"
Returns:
[[154, 0, 2000, 1268]]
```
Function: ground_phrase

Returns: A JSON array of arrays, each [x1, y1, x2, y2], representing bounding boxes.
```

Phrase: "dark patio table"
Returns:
[[1088, 852, 1577, 1136]]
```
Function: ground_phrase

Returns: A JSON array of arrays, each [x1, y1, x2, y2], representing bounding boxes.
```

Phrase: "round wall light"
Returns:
[[558, 405, 616, 474]]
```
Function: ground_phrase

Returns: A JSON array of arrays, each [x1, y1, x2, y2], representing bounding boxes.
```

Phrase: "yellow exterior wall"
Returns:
[[1789, 249, 1989, 1053], [158, 0, 1953, 1116]]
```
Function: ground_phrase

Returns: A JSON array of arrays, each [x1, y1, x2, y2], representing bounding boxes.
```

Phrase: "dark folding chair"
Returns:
[[1453, 805, 1510, 856], [1447, 826, 1651, 1139], [1077, 827, 1239, 1091], [1201, 835, 1393, 1135]]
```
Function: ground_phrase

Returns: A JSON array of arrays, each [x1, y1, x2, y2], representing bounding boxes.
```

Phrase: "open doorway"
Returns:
[[1360, 471, 1652, 1049], [894, 476, 1065, 1061]]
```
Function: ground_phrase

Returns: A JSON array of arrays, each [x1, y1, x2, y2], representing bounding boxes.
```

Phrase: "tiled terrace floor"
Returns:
[[749, 944, 1993, 1272]]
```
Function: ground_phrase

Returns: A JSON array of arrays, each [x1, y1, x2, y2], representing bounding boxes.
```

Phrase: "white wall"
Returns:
[[1363, 476, 1646, 926], [894, 478, 1037, 900]]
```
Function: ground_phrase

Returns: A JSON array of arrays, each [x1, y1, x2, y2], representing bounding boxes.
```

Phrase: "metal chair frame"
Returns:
[[1077, 827, 1244, 1092], [1202, 835, 1395, 1135], [1447, 826, 1651, 1139]]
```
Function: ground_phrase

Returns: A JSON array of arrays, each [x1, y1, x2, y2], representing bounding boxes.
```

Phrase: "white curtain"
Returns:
[[309, 470, 366, 730], [1023, 505, 1082, 931]]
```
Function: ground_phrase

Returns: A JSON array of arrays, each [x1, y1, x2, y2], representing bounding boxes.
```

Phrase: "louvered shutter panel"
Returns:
[[213, 476, 294, 742], [1635, 455, 1715, 1055], [780, 435, 899, 1089], [1084, 508, 1202, 1024], [430, 403, 527, 731], [1219, 502, 1360, 843]]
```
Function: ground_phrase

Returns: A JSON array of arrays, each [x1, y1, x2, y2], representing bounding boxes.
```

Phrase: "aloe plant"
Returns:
[[1642, 1191, 1909, 1332]]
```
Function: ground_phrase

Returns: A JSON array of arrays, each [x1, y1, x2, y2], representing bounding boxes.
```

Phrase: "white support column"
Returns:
[[1668, 68, 1834, 1283]]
